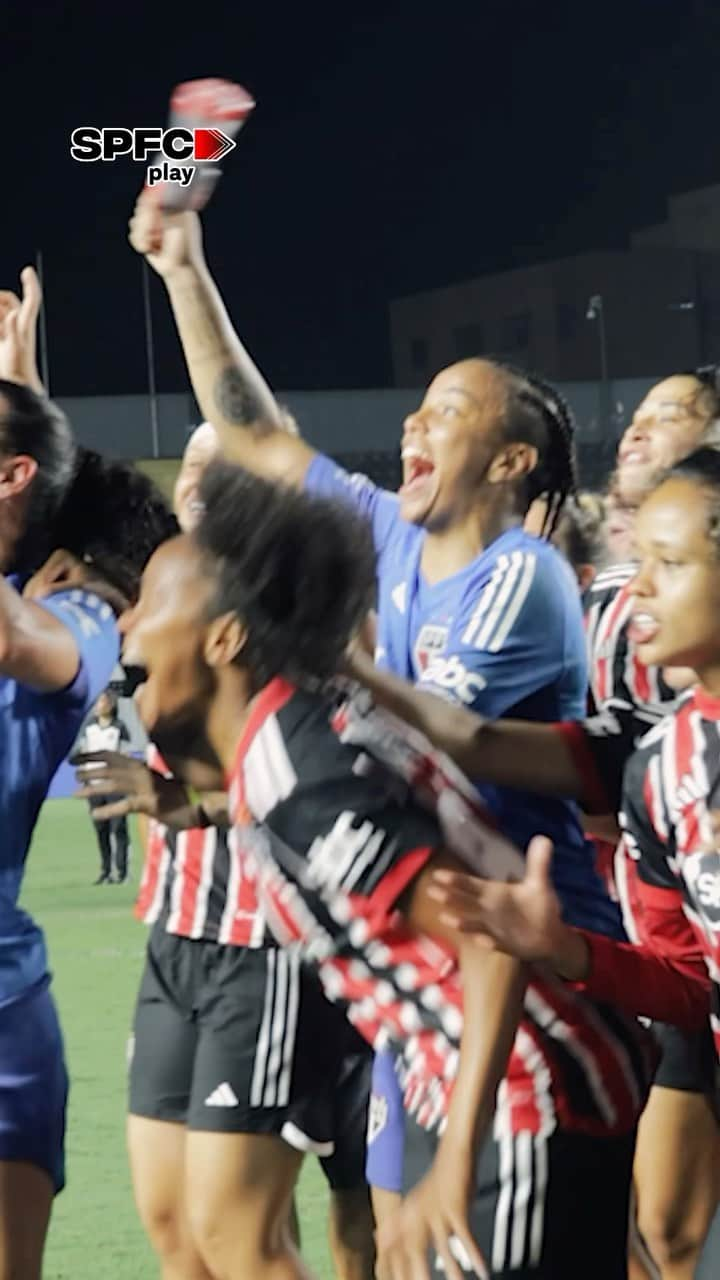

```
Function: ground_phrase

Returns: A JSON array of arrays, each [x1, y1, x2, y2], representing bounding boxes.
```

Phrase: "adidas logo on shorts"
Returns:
[[204, 1082, 240, 1107]]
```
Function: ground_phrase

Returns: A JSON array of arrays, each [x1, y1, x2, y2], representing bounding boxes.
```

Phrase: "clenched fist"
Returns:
[[128, 192, 205, 280]]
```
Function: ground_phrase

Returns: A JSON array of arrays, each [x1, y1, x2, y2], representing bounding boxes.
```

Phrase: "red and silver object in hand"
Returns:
[[148, 77, 255, 212]]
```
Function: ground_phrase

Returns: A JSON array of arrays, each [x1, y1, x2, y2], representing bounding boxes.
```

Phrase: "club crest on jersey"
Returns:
[[367, 1091, 389, 1145], [683, 849, 720, 927], [414, 624, 448, 673]]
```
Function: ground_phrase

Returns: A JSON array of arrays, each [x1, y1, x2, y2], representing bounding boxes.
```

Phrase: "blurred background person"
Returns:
[[81, 689, 131, 884]]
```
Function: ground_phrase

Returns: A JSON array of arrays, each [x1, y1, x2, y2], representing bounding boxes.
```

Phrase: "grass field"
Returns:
[[20, 799, 335, 1279]]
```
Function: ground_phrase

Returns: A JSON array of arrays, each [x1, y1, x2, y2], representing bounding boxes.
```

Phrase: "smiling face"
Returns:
[[173, 423, 218, 533], [400, 360, 516, 529], [615, 376, 715, 507], [628, 477, 720, 679]]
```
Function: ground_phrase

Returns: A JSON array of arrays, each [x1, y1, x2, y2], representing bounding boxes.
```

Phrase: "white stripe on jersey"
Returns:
[[469, 551, 537, 653], [591, 563, 636, 592], [307, 811, 386, 896], [191, 826, 217, 939], [245, 715, 298, 820], [142, 843, 172, 926], [461, 555, 509, 646], [483, 552, 537, 654], [614, 838, 641, 945], [166, 834, 188, 935], [525, 987, 617, 1127], [218, 826, 243, 944]]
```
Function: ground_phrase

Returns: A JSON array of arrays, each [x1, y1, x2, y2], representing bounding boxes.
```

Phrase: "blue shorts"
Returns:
[[0, 979, 68, 1193], [365, 1048, 405, 1193]]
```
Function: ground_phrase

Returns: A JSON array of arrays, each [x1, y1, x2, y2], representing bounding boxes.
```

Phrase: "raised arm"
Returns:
[[128, 195, 316, 486], [0, 267, 44, 393]]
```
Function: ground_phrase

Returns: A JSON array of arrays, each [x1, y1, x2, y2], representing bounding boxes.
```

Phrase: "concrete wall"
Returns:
[[57, 388, 422, 462], [58, 380, 657, 475]]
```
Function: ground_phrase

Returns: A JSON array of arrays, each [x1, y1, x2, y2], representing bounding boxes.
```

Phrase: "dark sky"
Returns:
[[1, 0, 720, 395]]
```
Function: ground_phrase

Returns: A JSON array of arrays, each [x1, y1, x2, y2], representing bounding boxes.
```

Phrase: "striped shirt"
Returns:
[[230, 677, 655, 1139], [585, 563, 677, 749], [583, 563, 680, 891], [134, 744, 265, 946], [618, 687, 720, 1065]]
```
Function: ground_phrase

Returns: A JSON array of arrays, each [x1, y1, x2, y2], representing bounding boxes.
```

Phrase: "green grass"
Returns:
[[20, 799, 334, 1279]]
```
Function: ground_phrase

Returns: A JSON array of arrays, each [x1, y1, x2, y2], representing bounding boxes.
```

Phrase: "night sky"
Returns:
[[2, 0, 720, 395]]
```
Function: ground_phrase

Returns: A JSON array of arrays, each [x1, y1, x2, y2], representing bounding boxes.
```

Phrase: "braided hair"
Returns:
[[493, 362, 578, 537]]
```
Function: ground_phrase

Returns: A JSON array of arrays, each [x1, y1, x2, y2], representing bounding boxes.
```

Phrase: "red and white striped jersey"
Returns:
[[134, 743, 266, 946], [229, 677, 655, 1140], [583, 563, 679, 891], [585, 563, 677, 748], [618, 686, 720, 1064]]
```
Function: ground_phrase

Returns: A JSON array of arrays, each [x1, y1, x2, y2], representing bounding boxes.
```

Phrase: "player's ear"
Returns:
[[487, 442, 538, 486], [204, 611, 247, 668], [0, 453, 38, 499]]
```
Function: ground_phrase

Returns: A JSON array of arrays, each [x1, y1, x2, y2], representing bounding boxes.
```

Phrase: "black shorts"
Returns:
[[318, 1040, 373, 1191], [404, 1116, 636, 1278], [129, 924, 369, 1177], [652, 1022, 719, 1097]]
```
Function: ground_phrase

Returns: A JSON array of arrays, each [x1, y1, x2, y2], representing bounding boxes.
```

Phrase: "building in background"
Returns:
[[389, 184, 720, 388]]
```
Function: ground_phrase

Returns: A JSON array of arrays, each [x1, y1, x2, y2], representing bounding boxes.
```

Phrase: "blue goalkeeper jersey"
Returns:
[[0, 586, 119, 1004], [305, 453, 624, 939]]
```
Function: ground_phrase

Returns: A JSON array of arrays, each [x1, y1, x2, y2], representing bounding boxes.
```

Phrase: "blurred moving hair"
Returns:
[[196, 460, 377, 688], [555, 492, 608, 571], [52, 449, 179, 603]]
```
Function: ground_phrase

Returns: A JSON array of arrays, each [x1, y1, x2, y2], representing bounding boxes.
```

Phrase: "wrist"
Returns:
[[551, 926, 591, 981], [163, 261, 208, 291]]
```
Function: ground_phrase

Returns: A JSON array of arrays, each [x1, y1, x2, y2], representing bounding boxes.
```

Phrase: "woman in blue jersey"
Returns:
[[127, 195, 648, 1278], [0, 415, 175, 1280]]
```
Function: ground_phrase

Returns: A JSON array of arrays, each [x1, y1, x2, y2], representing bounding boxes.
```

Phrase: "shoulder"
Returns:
[[39, 588, 117, 641], [458, 532, 576, 644], [585, 562, 635, 616]]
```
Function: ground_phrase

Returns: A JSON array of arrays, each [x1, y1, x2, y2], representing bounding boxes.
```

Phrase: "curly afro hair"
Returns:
[[51, 448, 178, 602], [196, 460, 376, 688]]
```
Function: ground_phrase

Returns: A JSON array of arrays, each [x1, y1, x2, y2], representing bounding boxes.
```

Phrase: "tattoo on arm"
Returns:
[[214, 367, 265, 427]]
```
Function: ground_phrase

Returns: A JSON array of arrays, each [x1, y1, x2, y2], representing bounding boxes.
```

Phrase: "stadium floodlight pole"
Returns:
[[586, 293, 611, 454], [141, 258, 160, 459], [35, 250, 50, 394]]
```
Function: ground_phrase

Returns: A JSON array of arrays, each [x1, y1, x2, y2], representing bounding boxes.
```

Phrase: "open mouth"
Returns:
[[121, 662, 148, 695], [619, 447, 650, 466], [400, 448, 435, 498], [628, 612, 660, 645]]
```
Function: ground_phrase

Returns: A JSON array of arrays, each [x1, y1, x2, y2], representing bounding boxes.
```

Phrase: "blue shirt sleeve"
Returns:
[[419, 544, 586, 719], [304, 453, 401, 562], [39, 589, 120, 713]]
